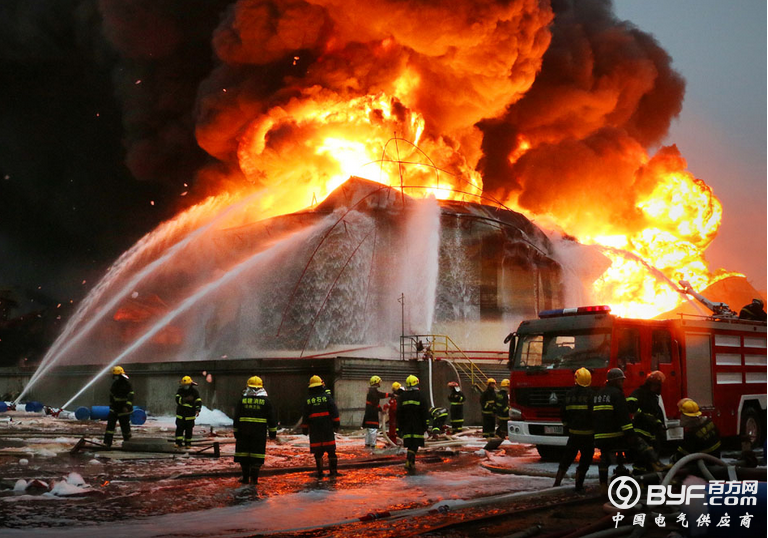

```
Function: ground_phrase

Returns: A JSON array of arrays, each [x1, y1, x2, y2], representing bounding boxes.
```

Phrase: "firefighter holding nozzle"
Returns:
[[671, 398, 721, 462], [104, 365, 133, 448]]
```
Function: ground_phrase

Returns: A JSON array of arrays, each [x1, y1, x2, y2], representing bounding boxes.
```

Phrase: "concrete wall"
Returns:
[[0, 358, 513, 428]]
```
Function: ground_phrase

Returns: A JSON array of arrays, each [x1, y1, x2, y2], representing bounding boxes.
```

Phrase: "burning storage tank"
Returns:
[[81, 176, 563, 364]]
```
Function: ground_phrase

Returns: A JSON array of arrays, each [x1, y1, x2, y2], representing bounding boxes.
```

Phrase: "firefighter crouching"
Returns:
[[397, 375, 429, 473], [104, 365, 134, 448], [175, 376, 202, 447], [495, 379, 510, 438], [447, 381, 465, 433], [480, 378, 497, 439], [302, 375, 341, 478], [234, 376, 277, 485], [627, 370, 666, 473], [671, 399, 721, 462], [554, 367, 594, 491], [428, 406, 449, 438], [362, 375, 389, 449]]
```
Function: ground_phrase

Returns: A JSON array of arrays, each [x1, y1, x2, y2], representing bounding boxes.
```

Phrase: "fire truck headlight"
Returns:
[[509, 407, 522, 420]]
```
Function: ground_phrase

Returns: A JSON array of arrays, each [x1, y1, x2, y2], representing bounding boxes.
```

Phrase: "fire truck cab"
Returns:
[[505, 305, 767, 460]]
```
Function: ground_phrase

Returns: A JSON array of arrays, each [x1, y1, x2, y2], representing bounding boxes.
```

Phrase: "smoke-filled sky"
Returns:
[[613, 1, 766, 292], [0, 0, 765, 315]]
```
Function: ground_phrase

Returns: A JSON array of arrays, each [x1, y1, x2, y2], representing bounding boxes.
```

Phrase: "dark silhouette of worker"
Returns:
[[739, 299, 767, 321]]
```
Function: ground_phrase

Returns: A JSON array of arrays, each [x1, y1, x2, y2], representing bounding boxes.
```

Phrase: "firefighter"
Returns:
[[739, 298, 767, 321], [627, 370, 666, 468], [397, 375, 429, 473], [593, 368, 635, 494], [447, 381, 465, 433], [495, 379, 510, 438], [428, 406, 449, 438], [175, 376, 202, 447], [480, 378, 497, 439], [362, 375, 389, 449], [384, 382, 403, 443], [672, 399, 721, 462], [104, 366, 134, 448], [301, 375, 341, 478], [554, 367, 594, 491], [233, 376, 277, 485]]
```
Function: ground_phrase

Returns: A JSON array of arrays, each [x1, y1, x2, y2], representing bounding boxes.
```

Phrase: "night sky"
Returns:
[[1, 0, 765, 319]]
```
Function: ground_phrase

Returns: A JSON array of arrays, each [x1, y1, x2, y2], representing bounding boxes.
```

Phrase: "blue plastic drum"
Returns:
[[0, 402, 7, 413], [130, 408, 147, 425], [74, 406, 91, 420], [89, 406, 111, 420], [24, 401, 44, 413]]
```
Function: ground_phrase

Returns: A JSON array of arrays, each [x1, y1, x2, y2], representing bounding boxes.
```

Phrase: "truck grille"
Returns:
[[514, 387, 568, 408]]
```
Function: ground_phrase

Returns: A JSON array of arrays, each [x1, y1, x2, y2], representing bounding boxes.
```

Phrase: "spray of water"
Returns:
[[400, 196, 442, 333], [60, 219, 329, 410], [16, 190, 268, 404]]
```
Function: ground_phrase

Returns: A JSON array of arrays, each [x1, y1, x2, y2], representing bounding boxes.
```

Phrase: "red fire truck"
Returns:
[[504, 300, 767, 460]]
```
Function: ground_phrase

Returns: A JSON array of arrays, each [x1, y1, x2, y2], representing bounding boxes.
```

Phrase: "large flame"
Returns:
[[181, 0, 742, 319]]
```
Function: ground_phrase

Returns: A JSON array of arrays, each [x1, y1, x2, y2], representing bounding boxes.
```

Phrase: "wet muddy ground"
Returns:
[[1, 409, 748, 537]]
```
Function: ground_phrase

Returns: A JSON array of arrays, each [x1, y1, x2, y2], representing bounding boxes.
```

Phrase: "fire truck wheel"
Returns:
[[740, 407, 764, 446], [536, 445, 562, 461]]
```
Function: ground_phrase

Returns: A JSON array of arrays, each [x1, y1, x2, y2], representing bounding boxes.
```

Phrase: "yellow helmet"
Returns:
[[405, 375, 419, 387], [680, 399, 701, 417], [392, 382, 402, 391], [111, 366, 125, 376], [247, 375, 263, 388], [574, 367, 592, 387], [180, 375, 196, 386], [500, 379, 510, 388], [369, 375, 382, 386], [309, 375, 323, 388], [486, 378, 497, 386]]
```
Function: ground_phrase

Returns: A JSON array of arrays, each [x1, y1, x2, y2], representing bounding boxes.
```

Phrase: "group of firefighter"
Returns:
[[103, 364, 722, 489], [555, 366, 721, 494]]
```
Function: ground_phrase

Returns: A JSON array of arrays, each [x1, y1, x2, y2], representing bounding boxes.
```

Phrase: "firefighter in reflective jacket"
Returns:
[[480, 379, 497, 439], [302, 375, 341, 477], [554, 367, 595, 491], [175, 376, 202, 447], [428, 406, 449, 437], [495, 379, 511, 438], [104, 366, 133, 447], [627, 370, 666, 472], [234, 376, 277, 485], [447, 381, 465, 433], [593, 368, 635, 494], [362, 375, 389, 449], [397, 375, 430, 473], [672, 399, 721, 461]]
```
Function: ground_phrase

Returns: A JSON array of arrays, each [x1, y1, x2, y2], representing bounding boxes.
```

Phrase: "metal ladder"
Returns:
[[400, 334, 492, 392]]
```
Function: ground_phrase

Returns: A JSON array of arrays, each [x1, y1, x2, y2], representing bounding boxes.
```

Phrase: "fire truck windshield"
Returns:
[[513, 330, 611, 370]]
